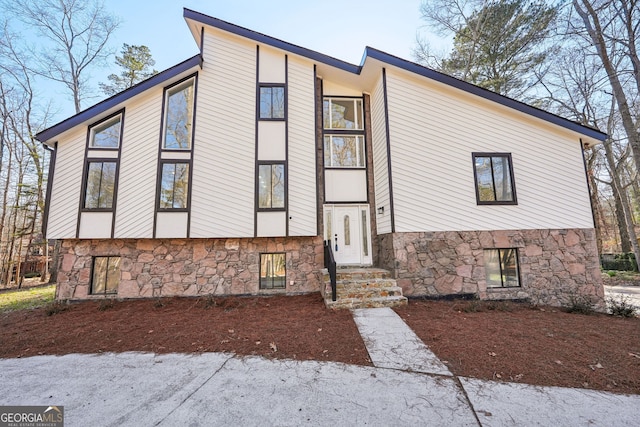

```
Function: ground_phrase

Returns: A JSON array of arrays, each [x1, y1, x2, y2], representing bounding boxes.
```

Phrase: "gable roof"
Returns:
[[184, 8, 606, 143], [36, 55, 202, 144]]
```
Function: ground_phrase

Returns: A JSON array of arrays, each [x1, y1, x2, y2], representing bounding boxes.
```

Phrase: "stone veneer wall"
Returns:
[[57, 237, 324, 300], [378, 228, 605, 309]]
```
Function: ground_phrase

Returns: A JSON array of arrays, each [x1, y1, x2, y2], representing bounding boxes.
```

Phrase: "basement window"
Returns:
[[91, 256, 120, 295], [260, 253, 286, 289], [484, 249, 520, 288]]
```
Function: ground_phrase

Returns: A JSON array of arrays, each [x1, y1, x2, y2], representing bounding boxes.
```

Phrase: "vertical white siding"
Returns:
[[287, 57, 317, 236], [385, 70, 594, 232], [259, 47, 286, 83], [191, 32, 256, 238], [114, 89, 162, 238], [370, 75, 392, 234], [47, 128, 85, 239]]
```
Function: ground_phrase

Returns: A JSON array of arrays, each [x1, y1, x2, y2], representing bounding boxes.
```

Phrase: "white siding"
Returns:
[[114, 89, 162, 238], [370, 75, 392, 234], [79, 212, 112, 238], [190, 32, 256, 238], [325, 170, 367, 202], [287, 57, 317, 236], [385, 70, 594, 232], [257, 121, 286, 160], [47, 128, 85, 239], [323, 80, 362, 97], [259, 47, 286, 83], [256, 211, 286, 236], [156, 212, 188, 238]]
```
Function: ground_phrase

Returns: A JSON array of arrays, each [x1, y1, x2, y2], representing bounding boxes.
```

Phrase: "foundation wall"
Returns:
[[378, 228, 604, 309], [57, 237, 324, 299]]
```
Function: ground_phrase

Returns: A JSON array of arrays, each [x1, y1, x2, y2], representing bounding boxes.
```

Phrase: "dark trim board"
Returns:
[[580, 139, 598, 230], [382, 69, 396, 233], [41, 143, 57, 237]]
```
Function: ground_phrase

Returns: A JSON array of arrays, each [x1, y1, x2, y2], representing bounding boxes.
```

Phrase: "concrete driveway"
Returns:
[[604, 285, 640, 312]]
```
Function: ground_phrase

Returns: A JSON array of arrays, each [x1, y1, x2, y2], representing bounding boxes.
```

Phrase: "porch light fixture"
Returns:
[[377, 206, 384, 215]]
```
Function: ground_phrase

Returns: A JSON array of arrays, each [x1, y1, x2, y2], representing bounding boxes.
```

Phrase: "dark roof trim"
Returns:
[[36, 54, 203, 143], [183, 8, 361, 74], [185, 7, 605, 142], [364, 48, 607, 142]]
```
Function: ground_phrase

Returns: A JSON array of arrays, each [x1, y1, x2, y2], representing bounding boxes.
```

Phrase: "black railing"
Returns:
[[324, 240, 337, 301]]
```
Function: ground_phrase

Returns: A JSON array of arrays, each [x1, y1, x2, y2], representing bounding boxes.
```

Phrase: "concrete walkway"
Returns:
[[0, 307, 639, 426]]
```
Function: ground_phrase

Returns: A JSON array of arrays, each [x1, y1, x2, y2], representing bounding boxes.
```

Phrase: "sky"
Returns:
[[37, 0, 449, 122]]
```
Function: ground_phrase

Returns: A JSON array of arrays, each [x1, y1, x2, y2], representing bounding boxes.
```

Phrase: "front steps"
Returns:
[[321, 267, 408, 309]]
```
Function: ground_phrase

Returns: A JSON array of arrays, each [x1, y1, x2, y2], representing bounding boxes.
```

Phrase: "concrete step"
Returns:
[[321, 267, 407, 310], [325, 295, 408, 310]]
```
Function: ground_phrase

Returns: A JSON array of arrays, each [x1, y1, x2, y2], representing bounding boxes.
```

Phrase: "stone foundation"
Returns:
[[57, 236, 324, 300], [378, 229, 605, 309]]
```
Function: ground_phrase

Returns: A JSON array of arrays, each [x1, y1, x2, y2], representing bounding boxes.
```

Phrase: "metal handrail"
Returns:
[[324, 240, 337, 301]]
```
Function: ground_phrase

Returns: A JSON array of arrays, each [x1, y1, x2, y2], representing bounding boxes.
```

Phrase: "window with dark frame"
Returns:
[[484, 248, 520, 288], [473, 153, 517, 204], [258, 163, 285, 209], [163, 78, 195, 150], [259, 253, 286, 289], [90, 115, 121, 148], [84, 161, 116, 209], [159, 162, 189, 209], [259, 86, 285, 119], [91, 256, 120, 295], [322, 97, 365, 168]]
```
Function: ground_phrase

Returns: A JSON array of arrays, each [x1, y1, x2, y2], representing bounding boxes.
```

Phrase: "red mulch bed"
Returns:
[[1, 294, 639, 395], [395, 299, 640, 395]]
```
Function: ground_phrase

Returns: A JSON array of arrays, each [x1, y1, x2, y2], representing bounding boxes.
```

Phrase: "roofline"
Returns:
[[363, 48, 607, 142], [184, 8, 606, 142], [183, 8, 361, 74], [36, 54, 203, 143]]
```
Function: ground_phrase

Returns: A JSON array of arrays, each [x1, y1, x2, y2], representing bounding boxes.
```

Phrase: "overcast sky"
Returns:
[[41, 0, 449, 120]]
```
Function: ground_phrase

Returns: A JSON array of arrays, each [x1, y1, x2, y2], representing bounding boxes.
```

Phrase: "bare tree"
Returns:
[[4, 0, 120, 113]]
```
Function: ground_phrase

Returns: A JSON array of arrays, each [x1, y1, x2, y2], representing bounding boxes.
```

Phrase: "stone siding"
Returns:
[[57, 237, 324, 300], [378, 229, 604, 309]]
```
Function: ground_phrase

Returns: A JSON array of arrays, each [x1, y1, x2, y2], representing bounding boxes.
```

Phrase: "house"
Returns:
[[36, 8, 606, 309]]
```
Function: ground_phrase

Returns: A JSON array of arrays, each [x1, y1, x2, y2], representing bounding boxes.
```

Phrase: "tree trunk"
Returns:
[[613, 183, 632, 252], [586, 149, 604, 255]]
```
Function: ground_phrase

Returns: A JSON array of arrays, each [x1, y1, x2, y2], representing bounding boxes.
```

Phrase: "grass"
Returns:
[[0, 285, 56, 313]]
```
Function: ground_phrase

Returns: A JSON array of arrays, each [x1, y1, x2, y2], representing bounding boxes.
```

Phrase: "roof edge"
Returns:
[[183, 8, 361, 74], [36, 54, 203, 144], [363, 47, 607, 142]]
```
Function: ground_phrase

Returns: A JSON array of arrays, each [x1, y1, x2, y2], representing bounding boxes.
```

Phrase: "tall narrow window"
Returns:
[[90, 115, 121, 148], [473, 153, 517, 205], [84, 161, 116, 209], [259, 86, 285, 119], [163, 79, 195, 150], [361, 209, 368, 256], [159, 162, 189, 209], [484, 248, 520, 288], [344, 215, 351, 246], [258, 163, 285, 209], [260, 253, 286, 289], [91, 256, 120, 294]]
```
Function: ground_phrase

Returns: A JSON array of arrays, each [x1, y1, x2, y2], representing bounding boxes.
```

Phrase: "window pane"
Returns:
[[272, 87, 284, 118], [91, 118, 120, 148], [92, 257, 108, 294], [344, 215, 351, 246], [164, 81, 194, 149], [260, 253, 286, 289], [501, 249, 519, 287], [106, 257, 121, 293], [259, 87, 272, 119], [85, 162, 115, 209], [325, 135, 364, 167], [258, 165, 272, 208], [271, 164, 285, 208], [475, 157, 495, 202], [260, 87, 284, 119], [362, 210, 368, 256], [160, 163, 189, 209], [492, 156, 513, 201], [484, 249, 502, 288], [324, 98, 363, 130]]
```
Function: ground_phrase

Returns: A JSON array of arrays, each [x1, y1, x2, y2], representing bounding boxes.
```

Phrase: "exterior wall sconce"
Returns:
[[377, 206, 384, 215]]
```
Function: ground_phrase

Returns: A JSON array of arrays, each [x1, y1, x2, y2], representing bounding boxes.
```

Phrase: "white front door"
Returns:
[[324, 205, 372, 265]]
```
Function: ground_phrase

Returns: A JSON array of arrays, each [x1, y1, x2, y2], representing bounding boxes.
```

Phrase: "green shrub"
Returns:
[[607, 270, 617, 277], [23, 272, 41, 279]]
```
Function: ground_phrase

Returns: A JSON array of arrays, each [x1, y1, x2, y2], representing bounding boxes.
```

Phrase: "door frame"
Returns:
[[323, 204, 372, 266]]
